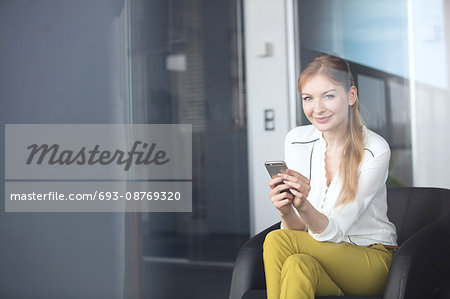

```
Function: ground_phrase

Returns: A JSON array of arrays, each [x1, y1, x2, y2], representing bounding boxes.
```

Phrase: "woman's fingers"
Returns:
[[269, 184, 292, 197], [272, 198, 292, 209], [290, 189, 307, 210], [284, 181, 311, 195], [276, 173, 296, 183], [269, 169, 309, 213], [285, 168, 300, 176], [284, 180, 300, 190], [279, 169, 310, 184], [270, 191, 293, 205], [269, 184, 293, 197], [278, 170, 311, 197], [269, 182, 294, 197], [271, 191, 292, 202], [268, 183, 295, 214], [268, 176, 283, 188], [289, 188, 302, 198]]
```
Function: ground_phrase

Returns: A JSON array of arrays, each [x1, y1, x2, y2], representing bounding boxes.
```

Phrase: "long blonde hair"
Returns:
[[298, 53, 365, 206]]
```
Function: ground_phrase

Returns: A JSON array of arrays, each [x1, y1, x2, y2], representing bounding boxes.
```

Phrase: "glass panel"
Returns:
[[128, 0, 249, 262], [297, 0, 409, 77], [408, 0, 450, 188], [296, 0, 413, 187], [125, 0, 250, 298], [357, 75, 387, 137], [127, 0, 249, 297]]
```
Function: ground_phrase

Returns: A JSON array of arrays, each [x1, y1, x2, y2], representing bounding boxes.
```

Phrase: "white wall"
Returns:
[[412, 84, 450, 188], [244, 0, 294, 236], [409, 0, 450, 189]]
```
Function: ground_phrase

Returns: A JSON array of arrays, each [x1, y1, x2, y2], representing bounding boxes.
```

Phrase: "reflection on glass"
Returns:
[[296, 1, 413, 186], [127, 0, 249, 297]]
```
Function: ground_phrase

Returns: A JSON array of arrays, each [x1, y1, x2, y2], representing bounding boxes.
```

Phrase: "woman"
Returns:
[[264, 53, 398, 298]]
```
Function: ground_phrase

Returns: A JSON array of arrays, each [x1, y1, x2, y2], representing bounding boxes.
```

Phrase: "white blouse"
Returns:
[[282, 125, 397, 246]]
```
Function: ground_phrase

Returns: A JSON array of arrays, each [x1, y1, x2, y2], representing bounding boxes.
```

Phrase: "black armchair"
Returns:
[[229, 187, 450, 299]]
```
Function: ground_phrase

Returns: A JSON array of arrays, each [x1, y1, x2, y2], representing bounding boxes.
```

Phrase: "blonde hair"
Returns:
[[298, 53, 365, 206]]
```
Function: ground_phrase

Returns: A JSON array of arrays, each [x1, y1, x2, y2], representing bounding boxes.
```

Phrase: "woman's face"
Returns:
[[300, 73, 356, 134]]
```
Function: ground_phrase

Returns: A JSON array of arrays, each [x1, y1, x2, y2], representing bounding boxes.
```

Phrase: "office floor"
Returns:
[[143, 261, 233, 299], [142, 232, 249, 298], [143, 232, 249, 261]]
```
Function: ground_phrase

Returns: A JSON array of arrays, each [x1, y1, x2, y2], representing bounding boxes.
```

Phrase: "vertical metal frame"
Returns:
[[286, 0, 302, 129]]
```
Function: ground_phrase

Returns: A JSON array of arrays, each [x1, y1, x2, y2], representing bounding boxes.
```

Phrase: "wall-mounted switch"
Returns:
[[264, 109, 275, 131], [255, 42, 273, 57]]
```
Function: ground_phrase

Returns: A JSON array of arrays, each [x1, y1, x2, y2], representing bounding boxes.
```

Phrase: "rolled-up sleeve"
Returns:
[[309, 149, 391, 243]]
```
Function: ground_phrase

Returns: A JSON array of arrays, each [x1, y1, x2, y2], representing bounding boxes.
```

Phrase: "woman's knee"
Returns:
[[263, 229, 309, 250], [263, 229, 283, 249], [283, 254, 318, 273], [264, 229, 293, 252], [281, 254, 321, 288]]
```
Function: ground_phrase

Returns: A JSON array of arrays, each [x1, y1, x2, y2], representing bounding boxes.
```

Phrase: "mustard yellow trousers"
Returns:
[[263, 229, 395, 299]]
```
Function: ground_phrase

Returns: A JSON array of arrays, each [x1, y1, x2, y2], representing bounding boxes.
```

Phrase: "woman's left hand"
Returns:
[[277, 169, 311, 211]]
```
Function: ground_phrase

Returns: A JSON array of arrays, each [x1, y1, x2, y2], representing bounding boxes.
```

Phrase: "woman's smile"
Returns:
[[314, 115, 333, 123]]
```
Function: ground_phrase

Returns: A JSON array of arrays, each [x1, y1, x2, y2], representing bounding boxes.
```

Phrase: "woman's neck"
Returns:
[[322, 126, 347, 150]]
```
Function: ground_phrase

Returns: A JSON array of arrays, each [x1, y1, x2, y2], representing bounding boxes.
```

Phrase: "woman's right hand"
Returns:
[[268, 175, 295, 217]]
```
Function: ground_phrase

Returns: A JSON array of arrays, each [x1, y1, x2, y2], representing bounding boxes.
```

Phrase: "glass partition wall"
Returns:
[[127, 0, 249, 297], [298, 48, 412, 186], [294, 0, 450, 188], [126, 0, 450, 297]]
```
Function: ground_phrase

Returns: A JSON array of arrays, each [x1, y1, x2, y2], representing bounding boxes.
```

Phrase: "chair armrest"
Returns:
[[229, 222, 280, 299], [383, 211, 450, 299]]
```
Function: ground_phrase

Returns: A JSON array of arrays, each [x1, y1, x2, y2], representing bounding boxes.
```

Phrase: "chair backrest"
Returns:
[[387, 187, 450, 245]]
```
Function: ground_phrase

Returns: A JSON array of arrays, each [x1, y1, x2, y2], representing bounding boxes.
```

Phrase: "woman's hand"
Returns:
[[277, 169, 311, 211], [268, 176, 295, 217]]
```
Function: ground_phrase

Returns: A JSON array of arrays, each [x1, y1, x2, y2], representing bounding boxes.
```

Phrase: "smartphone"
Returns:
[[264, 160, 288, 178]]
